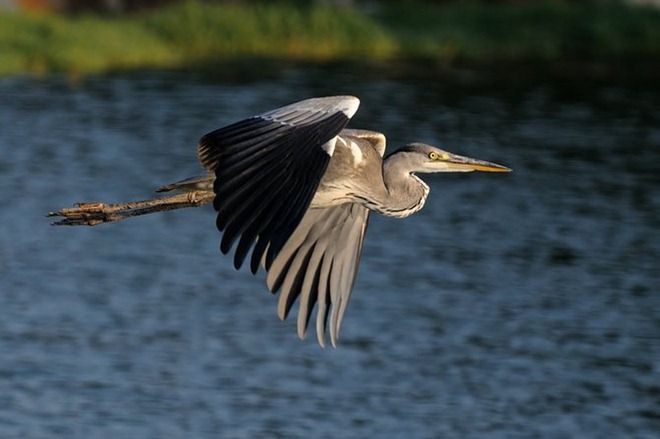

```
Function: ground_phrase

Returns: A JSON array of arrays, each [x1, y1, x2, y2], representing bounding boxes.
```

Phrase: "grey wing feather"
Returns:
[[266, 203, 370, 347], [198, 96, 360, 273]]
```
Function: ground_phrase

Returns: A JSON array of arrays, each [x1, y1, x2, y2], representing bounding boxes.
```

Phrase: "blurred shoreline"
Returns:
[[1, 0, 660, 78]]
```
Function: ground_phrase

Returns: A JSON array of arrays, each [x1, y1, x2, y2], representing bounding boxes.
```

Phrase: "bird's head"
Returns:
[[392, 143, 511, 174]]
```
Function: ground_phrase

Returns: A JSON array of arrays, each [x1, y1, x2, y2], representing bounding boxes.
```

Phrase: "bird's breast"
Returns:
[[310, 182, 357, 209]]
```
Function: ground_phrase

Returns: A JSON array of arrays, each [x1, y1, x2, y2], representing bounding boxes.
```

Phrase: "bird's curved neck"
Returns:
[[376, 154, 430, 218]]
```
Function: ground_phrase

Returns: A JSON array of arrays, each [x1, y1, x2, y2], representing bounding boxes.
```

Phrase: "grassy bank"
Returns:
[[1, 1, 660, 76]]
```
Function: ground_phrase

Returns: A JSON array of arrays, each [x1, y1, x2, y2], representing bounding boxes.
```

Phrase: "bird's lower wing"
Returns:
[[265, 203, 370, 347]]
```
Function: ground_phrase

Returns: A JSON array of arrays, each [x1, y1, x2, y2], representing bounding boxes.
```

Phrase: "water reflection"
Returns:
[[0, 64, 658, 438]]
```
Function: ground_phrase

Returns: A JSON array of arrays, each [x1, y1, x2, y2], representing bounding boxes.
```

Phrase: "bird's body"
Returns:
[[159, 96, 510, 346], [313, 129, 430, 218], [160, 128, 427, 216]]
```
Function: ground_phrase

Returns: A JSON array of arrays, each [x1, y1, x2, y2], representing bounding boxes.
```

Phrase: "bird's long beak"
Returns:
[[444, 152, 512, 173]]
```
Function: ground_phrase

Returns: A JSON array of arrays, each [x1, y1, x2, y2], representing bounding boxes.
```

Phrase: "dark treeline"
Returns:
[[9, 0, 632, 15]]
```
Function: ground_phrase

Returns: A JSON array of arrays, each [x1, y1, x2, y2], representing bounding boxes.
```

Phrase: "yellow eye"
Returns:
[[428, 151, 439, 160]]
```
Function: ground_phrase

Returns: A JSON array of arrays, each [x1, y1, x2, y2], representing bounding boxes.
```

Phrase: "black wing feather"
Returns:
[[200, 107, 351, 271]]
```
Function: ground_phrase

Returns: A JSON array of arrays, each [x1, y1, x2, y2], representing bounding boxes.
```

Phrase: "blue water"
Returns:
[[0, 66, 658, 438]]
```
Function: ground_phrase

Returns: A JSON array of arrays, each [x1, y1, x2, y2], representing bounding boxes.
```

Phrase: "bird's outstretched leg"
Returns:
[[48, 190, 214, 226]]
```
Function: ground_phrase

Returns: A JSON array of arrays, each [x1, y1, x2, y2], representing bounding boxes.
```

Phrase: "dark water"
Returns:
[[0, 64, 658, 438]]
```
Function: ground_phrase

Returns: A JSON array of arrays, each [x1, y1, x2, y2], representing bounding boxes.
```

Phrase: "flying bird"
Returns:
[[157, 96, 511, 347]]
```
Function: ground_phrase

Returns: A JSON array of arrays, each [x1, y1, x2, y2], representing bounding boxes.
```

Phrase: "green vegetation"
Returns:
[[377, 1, 660, 61], [1, 1, 659, 76]]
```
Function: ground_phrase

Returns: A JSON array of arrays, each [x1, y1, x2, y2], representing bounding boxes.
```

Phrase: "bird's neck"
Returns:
[[377, 155, 430, 218]]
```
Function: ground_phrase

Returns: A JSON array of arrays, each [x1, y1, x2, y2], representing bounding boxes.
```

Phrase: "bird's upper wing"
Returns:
[[339, 128, 387, 157], [197, 96, 360, 273], [266, 202, 370, 347], [264, 129, 387, 347]]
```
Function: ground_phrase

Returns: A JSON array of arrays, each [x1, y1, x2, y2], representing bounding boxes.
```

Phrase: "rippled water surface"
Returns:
[[1, 65, 658, 438]]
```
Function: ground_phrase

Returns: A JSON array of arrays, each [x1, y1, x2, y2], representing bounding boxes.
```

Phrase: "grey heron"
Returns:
[[158, 96, 511, 347]]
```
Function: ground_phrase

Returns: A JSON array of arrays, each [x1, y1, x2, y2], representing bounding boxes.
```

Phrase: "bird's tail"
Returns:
[[156, 171, 215, 193]]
